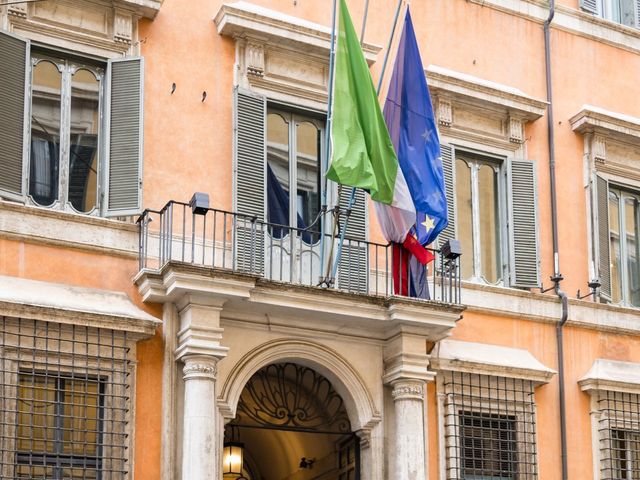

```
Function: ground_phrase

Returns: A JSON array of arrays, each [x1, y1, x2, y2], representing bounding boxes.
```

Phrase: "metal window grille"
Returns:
[[598, 390, 640, 479], [0, 317, 131, 480], [442, 371, 538, 479]]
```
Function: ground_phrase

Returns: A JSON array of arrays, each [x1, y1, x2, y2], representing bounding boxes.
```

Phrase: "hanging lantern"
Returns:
[[222, 441, 244, 476]]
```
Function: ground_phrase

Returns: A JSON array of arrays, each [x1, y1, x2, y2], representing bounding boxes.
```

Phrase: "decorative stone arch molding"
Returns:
[[217, 338, 381, 435]]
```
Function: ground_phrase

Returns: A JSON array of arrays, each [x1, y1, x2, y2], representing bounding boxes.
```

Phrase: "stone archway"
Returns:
[[224, 362, 359, 479], [218, 339, 382, 480]]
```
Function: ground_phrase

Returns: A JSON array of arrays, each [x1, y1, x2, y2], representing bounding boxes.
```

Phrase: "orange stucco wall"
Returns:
[[5, 0, 640, 478]]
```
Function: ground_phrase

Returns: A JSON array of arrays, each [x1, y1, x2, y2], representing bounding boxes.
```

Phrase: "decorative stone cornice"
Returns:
[[215, 1, 381, 64], [391, 380, 424, 401], [431, 339, 556, 385], [579, 358, 640, 395], [182, 356, 218, 381], [0, 275, 159, 339], [570, 105, 640, 144], [427, 65, 548, 122]]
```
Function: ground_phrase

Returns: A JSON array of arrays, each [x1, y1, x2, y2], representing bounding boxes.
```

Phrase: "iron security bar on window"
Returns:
[[442, 371, 538, 479], [136, 199, 462, 304], [599, 390, 640, 479], [0, 317, 131, 480]]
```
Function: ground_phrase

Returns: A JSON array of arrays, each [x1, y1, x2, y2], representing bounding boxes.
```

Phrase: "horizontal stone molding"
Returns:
[[0, 201, 139, 258], [570, 104, 640, 144], [431, 339, 556, 385], [580, 358, 640, 395], [467, 0, 640, 55], [0, 275, 159, 338]]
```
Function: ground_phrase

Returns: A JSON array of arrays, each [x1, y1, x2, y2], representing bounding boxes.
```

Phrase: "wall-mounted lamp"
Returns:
[[189, 192, 209, 215]]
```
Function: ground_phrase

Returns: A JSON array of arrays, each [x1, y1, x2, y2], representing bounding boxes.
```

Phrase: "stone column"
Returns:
[[175, 296, 228, 480], [181, 355, 220, 480], [383, 333, 434, 480], [391, 379, 427, 480]]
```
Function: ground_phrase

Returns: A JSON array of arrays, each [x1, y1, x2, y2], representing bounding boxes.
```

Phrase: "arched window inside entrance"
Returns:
[[224, 363, 360, 480]]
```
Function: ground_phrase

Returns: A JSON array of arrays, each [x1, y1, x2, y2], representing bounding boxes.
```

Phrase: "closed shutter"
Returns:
[[336, 186, 368, 293], [438, 144, 456, 246], [106, 57, 143, 216], [234, 88, 266, 274], [508, 159, 540, 288], [636, 0, 640, 28], [0, 31, 29, 200], [580, 0, 598, 14], [596, 174, 612, 300]]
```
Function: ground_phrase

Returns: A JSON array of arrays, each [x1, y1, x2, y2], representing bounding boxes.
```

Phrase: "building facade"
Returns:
[[1, 0, 640, 479]]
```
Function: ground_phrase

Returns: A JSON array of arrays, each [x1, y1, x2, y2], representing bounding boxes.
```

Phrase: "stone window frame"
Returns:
[[571, 105, 640, 306], [580, 358, 640, 480], [432, 339, 555, 480]]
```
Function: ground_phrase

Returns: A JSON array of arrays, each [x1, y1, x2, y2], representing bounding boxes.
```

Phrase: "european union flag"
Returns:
[[383, 8, 448, 247]]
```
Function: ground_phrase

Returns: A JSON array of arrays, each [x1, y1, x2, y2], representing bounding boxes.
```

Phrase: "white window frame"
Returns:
[[26, 51, 106, 216], [453, 148, 508, 286], [598, 0, 640, 28]]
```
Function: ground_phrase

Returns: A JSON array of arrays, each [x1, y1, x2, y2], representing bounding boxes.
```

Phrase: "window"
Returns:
[[15, 373, 104, 479], [234, 89, 368, 291], [455, 153, 503, 284], [0, 317, 131, 480], [266, 108, 322, 242], [460, 412, 517, 479], [442, 371, 538, 480], [580, 0, 640, 28], [0, 31, 143, 217], [609, 186, 640, 307], [440, 145, 539, 288], [29, 53, 103, 214], [597, 390, 640, 480]]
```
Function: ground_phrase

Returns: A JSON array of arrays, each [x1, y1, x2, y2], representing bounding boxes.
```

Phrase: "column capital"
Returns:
[[182, 355, 219, 381], [391, 379, 425, 401]]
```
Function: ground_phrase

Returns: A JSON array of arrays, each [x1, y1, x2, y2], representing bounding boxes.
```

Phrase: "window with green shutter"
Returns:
[[441, 144, 540, 289], [0, 30, 143, 217]]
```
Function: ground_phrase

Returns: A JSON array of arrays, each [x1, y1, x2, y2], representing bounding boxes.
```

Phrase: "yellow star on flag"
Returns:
[[421, 215, 435, 232]]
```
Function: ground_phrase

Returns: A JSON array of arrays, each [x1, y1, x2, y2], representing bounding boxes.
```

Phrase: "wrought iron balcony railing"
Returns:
[[137, 200, 461, 305]]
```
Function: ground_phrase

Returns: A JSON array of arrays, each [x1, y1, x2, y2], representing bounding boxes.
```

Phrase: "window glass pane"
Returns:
[[624, 195, 640, 307], [29, 60, 61, 207], [267, 112, 290, 238], [620, 0, 636, 27], [17, 374, 57, 453], [69, 69, 100, 213], [610, 190, 622, 304], [478, 164, 500, 283], [456, 159, 473, 280], [296, 121, 321, 243], [62, 379, 101, 456]]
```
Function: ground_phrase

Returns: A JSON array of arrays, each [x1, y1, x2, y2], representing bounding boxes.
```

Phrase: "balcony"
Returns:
[[136, 199, 461, 306]]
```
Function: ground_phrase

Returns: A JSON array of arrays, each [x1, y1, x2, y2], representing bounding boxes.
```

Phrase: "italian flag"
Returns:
[[325, 0, 416, 242]]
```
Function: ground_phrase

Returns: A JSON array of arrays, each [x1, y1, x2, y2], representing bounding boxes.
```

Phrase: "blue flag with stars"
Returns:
[[383, 8, 448, 246]]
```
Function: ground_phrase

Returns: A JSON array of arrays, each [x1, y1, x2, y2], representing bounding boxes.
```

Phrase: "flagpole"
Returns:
[[318, 0, 338, 286], [329, 0, 405, 282]]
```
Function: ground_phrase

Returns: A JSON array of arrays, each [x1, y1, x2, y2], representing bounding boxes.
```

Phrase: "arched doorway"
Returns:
[[223, 362, 360, 480]]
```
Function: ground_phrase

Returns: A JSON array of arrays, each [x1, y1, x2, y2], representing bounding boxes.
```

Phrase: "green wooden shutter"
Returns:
[[580, 0, 598, 14], [336, 187, 368, 293], [0, 31, 29, 200], [596, 174, 612, 300], [106, 57, 144, 216], [508, 159, 541, 288], [234, 88, 265, 274], [438, 144, 456, 246]]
